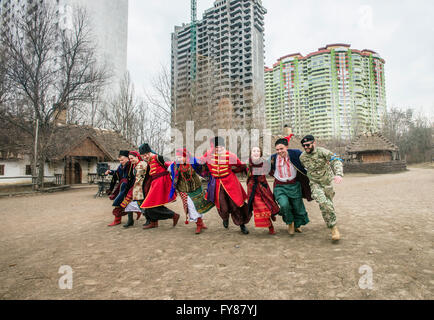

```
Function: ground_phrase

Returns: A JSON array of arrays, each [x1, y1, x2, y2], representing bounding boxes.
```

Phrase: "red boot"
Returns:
[[112, 207, 125, 217], [136, 211, 142, 220], [108, 216, 122, 227], [268, 222, 276, 235], [200, 218, 208, 230], [143, 221, 158, 230], [173, 213, 180, 227], [195, 218, 204, 234]]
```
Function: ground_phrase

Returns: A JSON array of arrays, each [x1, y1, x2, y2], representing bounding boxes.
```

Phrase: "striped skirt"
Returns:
[[179, 187, 214, 222], [253, 192, 272, 228]]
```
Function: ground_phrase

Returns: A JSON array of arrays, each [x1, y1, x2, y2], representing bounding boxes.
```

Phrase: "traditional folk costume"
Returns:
[[122, 151, 148, 228], [247, 157, 280, 235], [198, 137, 251, 234], [270, 138, 312, 234], [169, 148, 214, 234], [106, 150, 136, 226], [139, 143, 180, 229]]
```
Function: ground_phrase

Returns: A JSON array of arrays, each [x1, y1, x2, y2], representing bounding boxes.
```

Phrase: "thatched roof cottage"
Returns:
[[344, 132, 407, 173]]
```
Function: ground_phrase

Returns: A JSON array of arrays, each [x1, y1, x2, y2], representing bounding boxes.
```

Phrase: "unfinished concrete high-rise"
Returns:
[[171, 0, 267, 132]]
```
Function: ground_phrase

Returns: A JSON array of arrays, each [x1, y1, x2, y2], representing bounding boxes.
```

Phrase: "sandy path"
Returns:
[[0, 167, 433, 299]]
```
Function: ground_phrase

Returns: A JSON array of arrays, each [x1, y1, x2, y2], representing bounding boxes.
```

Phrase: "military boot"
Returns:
[[288, 222, 295, 236], [331, 226, 340, 241]]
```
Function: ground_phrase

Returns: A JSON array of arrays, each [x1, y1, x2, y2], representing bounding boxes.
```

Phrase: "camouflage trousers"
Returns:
[[310, 182, 337, 228]]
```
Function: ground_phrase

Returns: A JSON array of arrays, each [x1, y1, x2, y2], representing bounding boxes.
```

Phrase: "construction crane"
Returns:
[[190, 0, 197, 81]]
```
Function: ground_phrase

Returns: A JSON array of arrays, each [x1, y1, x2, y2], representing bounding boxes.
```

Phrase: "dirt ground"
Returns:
[[0, 166, 433, 300]]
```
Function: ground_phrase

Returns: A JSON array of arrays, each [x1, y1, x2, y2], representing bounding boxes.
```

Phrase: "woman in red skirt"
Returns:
[[247, 147, 280, 235]]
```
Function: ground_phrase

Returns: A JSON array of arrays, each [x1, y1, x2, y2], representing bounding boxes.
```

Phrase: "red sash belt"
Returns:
[[150, 171, 169, 181], [274, 178, 296, 186], [213, 174, 230, 179]]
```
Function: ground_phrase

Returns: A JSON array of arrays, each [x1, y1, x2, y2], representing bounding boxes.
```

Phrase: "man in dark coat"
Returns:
[[105, 150, 135, 226]]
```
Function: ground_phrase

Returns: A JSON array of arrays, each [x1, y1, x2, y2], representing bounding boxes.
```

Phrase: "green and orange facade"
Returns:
[[265, 44, 387, 139]]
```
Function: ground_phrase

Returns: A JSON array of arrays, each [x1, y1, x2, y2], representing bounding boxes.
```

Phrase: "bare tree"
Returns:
[[99, 71, 170, 153], [144, 65, 173, 126], [135, 101, 168, 154], [0, 47, 9, 107], [1, 3, 109, 188], [87, 86, 106, 127], [382, 107, 432, 163], [99, 72, 140, 144]]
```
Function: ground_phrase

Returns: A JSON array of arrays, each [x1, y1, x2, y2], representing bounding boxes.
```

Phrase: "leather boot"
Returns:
[[288, 222, 295, 236], [142, 210, 150, 226], [143, 218, 151, 227], [222, 219, 229, 229], [108, 215, 122, 227], [240, 224, 249, 235], [173, 213, 180, 227], [143, 221, 158, 230], [123, 213, 134, 228], [331, 225, 340, 241]]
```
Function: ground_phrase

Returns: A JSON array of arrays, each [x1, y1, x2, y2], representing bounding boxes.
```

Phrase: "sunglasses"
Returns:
[[302, 143, 313, 148]]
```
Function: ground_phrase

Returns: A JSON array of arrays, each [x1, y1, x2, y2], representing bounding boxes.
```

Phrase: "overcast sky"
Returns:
[[127, 0, 434, 118]]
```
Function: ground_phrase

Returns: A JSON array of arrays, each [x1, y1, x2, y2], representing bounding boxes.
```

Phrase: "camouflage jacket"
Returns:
[[299, 147, 343, 184]]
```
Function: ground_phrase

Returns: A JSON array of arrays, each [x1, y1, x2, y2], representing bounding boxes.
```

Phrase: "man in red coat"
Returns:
[[199, 137, 251, 234], [139, 143, 180, 229]]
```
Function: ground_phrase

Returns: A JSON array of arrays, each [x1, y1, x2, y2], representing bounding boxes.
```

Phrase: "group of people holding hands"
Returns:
[[105, 134, 344, 242]]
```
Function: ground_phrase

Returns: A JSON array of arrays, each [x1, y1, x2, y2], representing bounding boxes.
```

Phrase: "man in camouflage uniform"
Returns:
[[299, 135, 343, 241]]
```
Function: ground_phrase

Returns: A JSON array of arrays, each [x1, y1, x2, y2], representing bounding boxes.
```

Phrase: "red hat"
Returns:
[[285, 134, 294, 143], [176, 148, 189, 158], [128, 151, 143, 162], [275, 134, 294, 147]]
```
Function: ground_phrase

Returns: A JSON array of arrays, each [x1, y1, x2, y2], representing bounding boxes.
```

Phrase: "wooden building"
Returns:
[[344, 132, 407, 173], [0, 124, 134, 187]]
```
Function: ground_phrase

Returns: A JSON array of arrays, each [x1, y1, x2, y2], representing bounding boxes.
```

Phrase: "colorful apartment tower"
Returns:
[[265, 44, 387, 140]]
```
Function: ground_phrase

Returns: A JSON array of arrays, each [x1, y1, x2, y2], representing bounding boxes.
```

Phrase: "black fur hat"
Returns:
[[119, 150, 129, 158], [139, 143, 152, 155], [214, 136, 225, 147]]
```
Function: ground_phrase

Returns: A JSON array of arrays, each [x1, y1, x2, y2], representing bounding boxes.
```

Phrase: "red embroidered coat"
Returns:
[[140, 155, 176, 209], [199, 151, 247, 210]]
